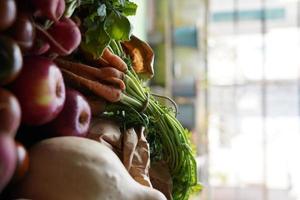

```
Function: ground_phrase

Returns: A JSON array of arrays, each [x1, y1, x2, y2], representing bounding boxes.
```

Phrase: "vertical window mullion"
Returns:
[[261, 0, 268, 200]]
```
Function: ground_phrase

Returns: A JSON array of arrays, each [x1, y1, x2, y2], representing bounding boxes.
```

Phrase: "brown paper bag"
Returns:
[[88, 118, 123, 156], [87, 119, 152, 187], [123, 127, 152, 187], [150, 161, 173, 200]]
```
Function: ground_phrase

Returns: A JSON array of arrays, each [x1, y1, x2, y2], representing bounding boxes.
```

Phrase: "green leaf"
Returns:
[[123, 1, 137, 16], [104, 11, 132, 41], [81, 23, 111, 58], [111, 0, 124, 7]]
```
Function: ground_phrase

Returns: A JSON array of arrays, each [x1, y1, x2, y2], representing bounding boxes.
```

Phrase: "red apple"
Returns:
[[11, 56, 66, 125], [0, 88, 21, 137], [0, 36, 23, 86], [46, 89, 91, 137], [9, 12, 35, 52], [12, 142, 29, 182], [0, 0, 17, 31], [0, 135, 17, 192]]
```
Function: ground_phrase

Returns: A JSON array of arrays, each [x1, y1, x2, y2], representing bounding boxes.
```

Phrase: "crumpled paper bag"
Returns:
[[123, 127, 152, 187], [88, 119, 152, 187], [88, 118, 123, 156], [150, 161, 173, 200]]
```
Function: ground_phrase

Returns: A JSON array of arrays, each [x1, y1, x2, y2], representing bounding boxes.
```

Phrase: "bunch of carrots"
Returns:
[[55, 48, 127, 103]]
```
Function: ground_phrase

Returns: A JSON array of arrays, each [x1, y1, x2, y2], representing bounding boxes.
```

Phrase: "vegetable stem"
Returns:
[[116, 66, 201, 200]]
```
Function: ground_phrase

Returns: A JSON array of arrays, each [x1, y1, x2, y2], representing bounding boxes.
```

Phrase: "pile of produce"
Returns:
[[0, 0, 202, 200]]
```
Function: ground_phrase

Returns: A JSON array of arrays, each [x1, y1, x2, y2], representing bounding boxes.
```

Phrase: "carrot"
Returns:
[[102, 48, 128, 72], [55, 59, 98, 81], [55, 59, 125, 91], [55, 59, 124, 80], [102, 77, 126, 91], [98, 67, 124, 80], [61, 68, 122, 102], [94, 57, 110, 68]]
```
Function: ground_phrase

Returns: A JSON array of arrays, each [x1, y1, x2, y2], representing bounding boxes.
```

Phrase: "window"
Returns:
[[206, 0, 300, 200]]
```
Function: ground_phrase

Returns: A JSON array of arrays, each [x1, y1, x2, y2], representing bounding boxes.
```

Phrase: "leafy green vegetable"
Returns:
[[80, 22, 111, 58], [77, 0, 137, 58], [104, 11, 132, 41], [112, 0, 125, 6], [122, 2, 138, 16]]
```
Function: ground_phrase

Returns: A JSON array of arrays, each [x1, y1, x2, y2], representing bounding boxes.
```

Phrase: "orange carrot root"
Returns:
[[55, 58, 125, 87], [61, 68, 122, 102], [103, 77, 126, 91], [102, 48, 128, 72]]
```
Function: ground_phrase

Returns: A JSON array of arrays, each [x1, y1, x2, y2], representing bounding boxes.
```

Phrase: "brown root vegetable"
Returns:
[[61, 68, 122, 102], [55, 59, 125, 82], [101, 48, 128, 72], [103, 76, 126, 91], [13, 137, 167, 200], [55, 59, 125, 90]]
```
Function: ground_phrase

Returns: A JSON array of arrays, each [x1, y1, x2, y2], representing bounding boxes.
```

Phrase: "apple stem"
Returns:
[[79, 112, 88, 124], [56, 82, 63, 98]]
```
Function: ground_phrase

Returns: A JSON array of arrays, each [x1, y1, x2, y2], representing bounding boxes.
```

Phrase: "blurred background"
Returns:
[[130, 0, 300, 199]]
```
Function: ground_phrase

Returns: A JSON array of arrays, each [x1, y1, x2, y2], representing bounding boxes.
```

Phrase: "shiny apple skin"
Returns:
[[0, 88, 21, 136], [9, 12, 35, 52], [12, 142, 29, 182], [11, 56, 66, 126], [47, 89, 91, 137], [0, 0, 17, 31], [0, 135, 17, 193], [0, 36, 23, 86]]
